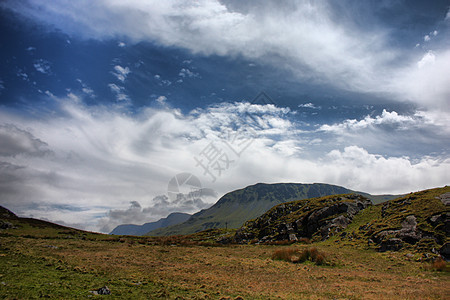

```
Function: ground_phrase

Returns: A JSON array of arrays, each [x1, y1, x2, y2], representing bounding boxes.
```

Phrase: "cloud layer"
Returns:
[[3, 0, 449, 109]]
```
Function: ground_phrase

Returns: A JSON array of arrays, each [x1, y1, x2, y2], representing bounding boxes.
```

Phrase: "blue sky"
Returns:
[[0, 1, 449, 232]]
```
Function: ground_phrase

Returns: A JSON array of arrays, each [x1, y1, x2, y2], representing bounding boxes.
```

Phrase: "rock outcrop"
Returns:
[[355, 189, 450, 255], [233, 194, 371, 244]]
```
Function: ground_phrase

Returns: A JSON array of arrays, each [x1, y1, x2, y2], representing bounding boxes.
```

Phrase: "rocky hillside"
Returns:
[[233, 194, 371, 243], [345, 187, 449, 258], [231, 186, 450, 258]]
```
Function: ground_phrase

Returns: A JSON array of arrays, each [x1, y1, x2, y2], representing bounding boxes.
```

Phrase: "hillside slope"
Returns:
[[110, 212, 191, 236], [148, 183, 397, 236], [341, 186, 450, 257], [231, 186, 450, 257]]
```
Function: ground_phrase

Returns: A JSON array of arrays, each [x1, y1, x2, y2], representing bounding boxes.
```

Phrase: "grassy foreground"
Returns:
[[0, 223, 448, 299]]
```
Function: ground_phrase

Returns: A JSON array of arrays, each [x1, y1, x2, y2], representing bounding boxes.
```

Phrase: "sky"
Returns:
[[0, 0, 449, 233]]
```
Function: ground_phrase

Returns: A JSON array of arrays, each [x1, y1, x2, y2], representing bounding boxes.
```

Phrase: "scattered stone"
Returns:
[[43, 245, 58, 249], [288, 233, 298, 241], [90, 286, 111, 295], [0, 221, 16, 229]]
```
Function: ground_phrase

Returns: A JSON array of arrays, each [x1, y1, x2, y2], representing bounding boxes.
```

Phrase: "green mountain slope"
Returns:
[[147, 183, 398, 236]]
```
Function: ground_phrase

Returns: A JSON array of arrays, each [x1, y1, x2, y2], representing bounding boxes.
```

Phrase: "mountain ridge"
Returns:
[[147, 182, 400, 236]]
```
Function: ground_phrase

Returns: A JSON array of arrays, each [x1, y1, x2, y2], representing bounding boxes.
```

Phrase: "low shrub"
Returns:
[[272, 248, 299, 262], [264, 240, 294, 246], [430, 258, 447, 272], [298, 237, 311, 244], [272, 247, 327, 265]]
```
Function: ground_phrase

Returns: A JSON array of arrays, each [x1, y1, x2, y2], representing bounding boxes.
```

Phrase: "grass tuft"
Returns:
[[430, 258, 448, 272], [271, 247, 328, 265]]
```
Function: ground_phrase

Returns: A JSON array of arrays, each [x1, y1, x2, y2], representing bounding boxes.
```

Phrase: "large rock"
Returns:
[[379, 238, 403, 252], [374, 215, 423, 246], [439, 243, 450, 260]]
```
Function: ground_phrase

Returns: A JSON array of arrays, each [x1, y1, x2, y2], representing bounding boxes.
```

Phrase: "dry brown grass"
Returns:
[[430, 258, 448, 272], [272, 247, 328, 265]]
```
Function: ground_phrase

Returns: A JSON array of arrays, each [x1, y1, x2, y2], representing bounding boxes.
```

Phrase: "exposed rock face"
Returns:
[[233, 194, 371, 244], [428, 213, 450, 238], [440, 243, 450, 260], [379, 238, 403, 252], [374, 215, 423, 247], [437, 192, 450, 206]]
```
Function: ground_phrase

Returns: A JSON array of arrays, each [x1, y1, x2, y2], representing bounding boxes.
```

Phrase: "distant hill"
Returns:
[[0, 205, 83, 232], [147, 183, 399, 236], [0, 206, 17, 219], [110, 212, 191, 236]]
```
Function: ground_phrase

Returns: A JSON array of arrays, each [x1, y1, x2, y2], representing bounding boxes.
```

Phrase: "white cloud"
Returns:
[[395, 50, 450, 109], [76, 78, 95, 98], [320, 109, 417, 133], [118, 41, 126, 47], [156, 95, 167, 105], [424, 34, 430, 42], [322, 146, 450, 193], [298, 103, 320, 109], [417, 51, 435, 68], [33, 59, 51, 74], [112, 65, 130, 82], [108, 83, 129, 101], [179, 68, 200, 78], [154, 74, 172, 86]]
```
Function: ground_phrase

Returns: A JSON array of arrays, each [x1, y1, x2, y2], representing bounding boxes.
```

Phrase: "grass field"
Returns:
[[0, 223, 448, 299]]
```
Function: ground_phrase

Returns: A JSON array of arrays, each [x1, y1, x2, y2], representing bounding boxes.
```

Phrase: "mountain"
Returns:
[[147, 183, 399, 236], [110, 212, 191, 236], [232, 186, 449, 258]]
